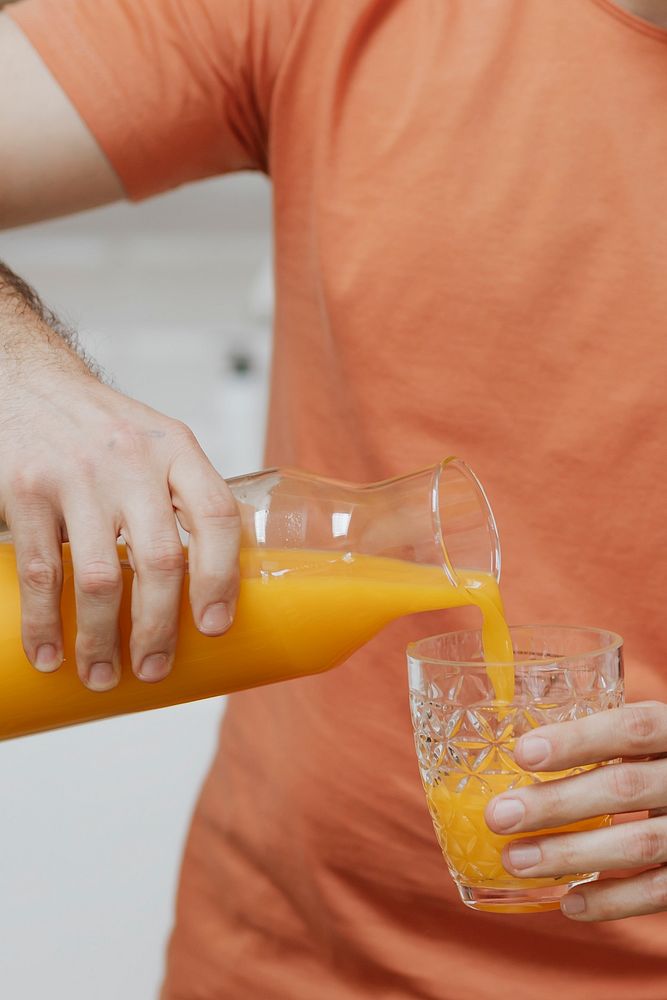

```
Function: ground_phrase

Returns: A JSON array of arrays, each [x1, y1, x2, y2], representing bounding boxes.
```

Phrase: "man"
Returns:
[[2, 1, 667, 997]]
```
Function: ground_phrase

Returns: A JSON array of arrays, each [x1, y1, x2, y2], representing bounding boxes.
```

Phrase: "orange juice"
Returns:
[[0, 543, 509, 740], [427, 770, 610, 912]]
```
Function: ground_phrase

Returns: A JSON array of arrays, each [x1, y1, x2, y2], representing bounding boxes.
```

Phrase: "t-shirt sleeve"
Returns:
[[7, 0, 305, 199]]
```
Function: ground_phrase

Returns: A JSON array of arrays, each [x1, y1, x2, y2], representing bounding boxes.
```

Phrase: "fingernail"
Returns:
[[200, 603, 231, 635], [491, 797, 525, 831], [88, 661, 116, 691], [561, 893, 586, 916], [507, 842, 542, 870], [35, 643, 61, 673], [139, 653, 170, 683], [518, 735, 551, 768]]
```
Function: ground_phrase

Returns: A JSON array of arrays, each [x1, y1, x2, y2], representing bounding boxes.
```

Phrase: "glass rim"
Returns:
[[406, 623, 624, 670], [432, 457, 502, 587]]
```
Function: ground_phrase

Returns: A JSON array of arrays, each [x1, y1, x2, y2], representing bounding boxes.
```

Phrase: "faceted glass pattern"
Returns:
[[408, 626, 624, 912]]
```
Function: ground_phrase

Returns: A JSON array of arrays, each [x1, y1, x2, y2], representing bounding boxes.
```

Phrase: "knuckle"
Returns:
[[72, 454, 97, 485], [198, 563, 240, 600], [10, 466, 48, 501], [142, 544, 185, 577], [607, 764, 648, 806], [107, 423, 147, 461], [22, 616, 60, 638], [621, 705, 659, 752], [75, 634, 115, 661], [133, 619, 178, 647], [76, 561, 122, 599], [170, 420, 198, 445], [168, 421, 201, 458], [646, 869, 667, 910], [21, 556, 62, 594], [557, 836, 580, 873], [626, 827, 664, 866], [540, 778, 566, 818], [198, 493, 239, 524]]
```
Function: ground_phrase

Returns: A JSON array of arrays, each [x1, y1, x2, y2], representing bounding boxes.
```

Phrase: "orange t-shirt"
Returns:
[[10, 1, 667, 997]]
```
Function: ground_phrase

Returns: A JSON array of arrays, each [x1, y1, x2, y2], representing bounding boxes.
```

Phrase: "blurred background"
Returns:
[[0, 173, 273, 998]]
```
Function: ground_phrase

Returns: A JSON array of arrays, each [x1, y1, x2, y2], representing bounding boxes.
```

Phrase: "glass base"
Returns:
[[457, 873, 599, 914]]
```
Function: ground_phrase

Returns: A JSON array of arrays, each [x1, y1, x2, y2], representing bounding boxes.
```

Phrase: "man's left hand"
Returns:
[[485, 701, 667, 921]]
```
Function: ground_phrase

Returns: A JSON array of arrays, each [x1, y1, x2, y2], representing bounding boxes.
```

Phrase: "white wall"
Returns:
[[0, 174, 272, 1000]]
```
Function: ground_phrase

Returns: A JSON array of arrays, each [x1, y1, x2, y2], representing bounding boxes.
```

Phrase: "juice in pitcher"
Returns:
[[0, 458, 508, 740]]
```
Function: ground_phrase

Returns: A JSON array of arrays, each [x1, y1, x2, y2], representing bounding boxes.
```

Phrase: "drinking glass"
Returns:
[[408, 625, 624, 913]]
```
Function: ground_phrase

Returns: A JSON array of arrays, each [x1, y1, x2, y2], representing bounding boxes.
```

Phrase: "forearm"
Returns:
[[0, 261, 99, 380]]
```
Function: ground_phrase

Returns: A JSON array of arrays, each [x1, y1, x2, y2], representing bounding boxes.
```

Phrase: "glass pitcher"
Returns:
[[0, 457, 500, 740]]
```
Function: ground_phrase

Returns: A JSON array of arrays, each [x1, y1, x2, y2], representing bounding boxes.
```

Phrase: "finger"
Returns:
[[121, 500, 185, 682], [486, 758, 667, 835], [65, 509, 123, 692], [513, 702, 667, 773], [169, 445, 240, 634], [502, 815, 667, 879], [560, 867, 667, 921], [8, 501, 64, 672]]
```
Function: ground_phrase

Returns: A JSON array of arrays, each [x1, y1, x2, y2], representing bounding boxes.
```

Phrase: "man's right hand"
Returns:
[[0, 337, 240, 693]]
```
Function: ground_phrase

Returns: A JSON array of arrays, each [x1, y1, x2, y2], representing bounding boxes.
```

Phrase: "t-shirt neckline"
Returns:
[[591, 0, 667, 43]]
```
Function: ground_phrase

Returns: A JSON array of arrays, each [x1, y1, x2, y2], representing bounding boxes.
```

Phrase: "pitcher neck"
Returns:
[[228, 458, 501, 583]]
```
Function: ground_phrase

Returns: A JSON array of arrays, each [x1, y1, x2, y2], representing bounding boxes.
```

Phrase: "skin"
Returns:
[[0, 15, 240, 691]]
